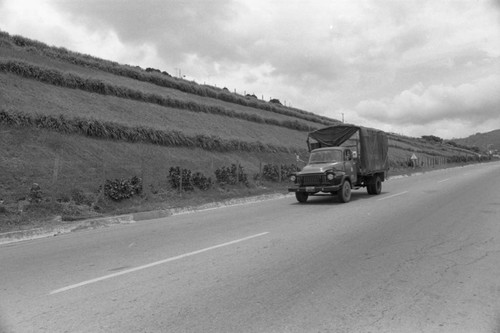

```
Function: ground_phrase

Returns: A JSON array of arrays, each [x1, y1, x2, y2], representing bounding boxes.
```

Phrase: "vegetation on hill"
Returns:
[[0, 31, 335, 126], [0, 109, 300, 153], [449, 129, 500, 154], [0, 59, 324, 132]]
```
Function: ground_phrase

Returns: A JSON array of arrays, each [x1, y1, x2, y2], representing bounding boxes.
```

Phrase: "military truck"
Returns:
[[288, 124, 389, 203]]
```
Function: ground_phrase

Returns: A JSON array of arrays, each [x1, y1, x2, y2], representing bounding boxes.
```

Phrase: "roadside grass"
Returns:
[[0, 181, 289, 233]]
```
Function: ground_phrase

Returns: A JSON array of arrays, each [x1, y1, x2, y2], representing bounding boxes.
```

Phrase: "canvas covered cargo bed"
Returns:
[[307, 124, 389, 175]]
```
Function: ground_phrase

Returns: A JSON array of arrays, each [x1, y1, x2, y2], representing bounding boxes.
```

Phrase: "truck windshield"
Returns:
[[309, 150, 342, 164]]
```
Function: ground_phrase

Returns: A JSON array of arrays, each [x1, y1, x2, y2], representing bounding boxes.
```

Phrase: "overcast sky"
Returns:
[[1, 0, 499, 139]]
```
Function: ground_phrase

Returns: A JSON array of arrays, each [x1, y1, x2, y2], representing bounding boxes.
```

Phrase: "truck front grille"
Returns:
[[299, 175, 326, 186]]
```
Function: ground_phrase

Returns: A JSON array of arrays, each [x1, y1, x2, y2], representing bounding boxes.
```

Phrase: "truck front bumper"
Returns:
[[288, 184, 342, 193]]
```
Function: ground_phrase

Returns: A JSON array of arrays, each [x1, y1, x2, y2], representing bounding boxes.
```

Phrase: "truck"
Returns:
[[288, 124, 389, 203]]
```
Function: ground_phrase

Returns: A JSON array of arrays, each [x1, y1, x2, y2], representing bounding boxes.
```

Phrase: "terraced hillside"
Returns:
[[0, 31, 483, 225]]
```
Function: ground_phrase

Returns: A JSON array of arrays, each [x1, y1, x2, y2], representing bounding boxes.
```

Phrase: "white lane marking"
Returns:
[[49, 232, 269, 295], [377, 191, 409, 201], [438, 178, 451, 183]]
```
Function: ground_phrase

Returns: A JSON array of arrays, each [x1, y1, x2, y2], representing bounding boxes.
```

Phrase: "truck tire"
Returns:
[[295, 192, 309, 203], [367, 175, 382, 195], [338, 180, 351, 203], [367, 183, 374, 195], [372, 175, 382, 195]]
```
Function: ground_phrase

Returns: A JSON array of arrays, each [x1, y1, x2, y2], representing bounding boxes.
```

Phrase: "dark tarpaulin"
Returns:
[[308, 125, 389, 174], [307, 125, 359, 149]]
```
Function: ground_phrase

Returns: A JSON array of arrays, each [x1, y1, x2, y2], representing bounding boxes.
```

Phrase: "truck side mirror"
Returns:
[[352, 151, 357, 159]]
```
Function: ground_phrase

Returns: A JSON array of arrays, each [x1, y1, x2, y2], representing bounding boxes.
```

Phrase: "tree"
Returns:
[[421, 135, 443, 143]]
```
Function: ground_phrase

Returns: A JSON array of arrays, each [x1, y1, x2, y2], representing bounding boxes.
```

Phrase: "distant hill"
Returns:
[[451, 129, 500, 153]]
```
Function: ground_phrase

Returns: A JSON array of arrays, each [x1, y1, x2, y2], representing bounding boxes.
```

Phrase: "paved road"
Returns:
[[1, 162, 500, 332]]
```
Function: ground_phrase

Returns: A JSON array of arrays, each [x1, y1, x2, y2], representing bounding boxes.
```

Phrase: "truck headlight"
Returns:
[[326, 172, 335, 181], [290, 175, 297, 182]]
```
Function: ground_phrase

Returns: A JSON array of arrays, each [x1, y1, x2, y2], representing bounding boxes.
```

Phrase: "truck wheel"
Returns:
[[367, 183, 374, 195], [367, 176, 382, 195], [338, 180, 351, 203], [295, 192, 309, 203], [372, 175, 382, 195]]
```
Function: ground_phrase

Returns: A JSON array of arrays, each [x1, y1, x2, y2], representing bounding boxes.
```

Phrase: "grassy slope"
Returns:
[[0, 73, 310, 148], [388, 134, 478, 163], [0, 45, 325, 130], [0, 32, 485, 231]]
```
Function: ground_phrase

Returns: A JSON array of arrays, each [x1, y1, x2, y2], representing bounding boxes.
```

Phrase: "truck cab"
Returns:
[[289, 147, 356, 203]]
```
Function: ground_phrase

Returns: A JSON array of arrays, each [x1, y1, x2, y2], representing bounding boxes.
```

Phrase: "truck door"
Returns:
[[344, 149, 357, 184]]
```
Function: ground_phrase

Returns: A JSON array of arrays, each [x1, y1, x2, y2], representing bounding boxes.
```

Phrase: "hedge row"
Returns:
[[167, 164, 249, 191], [0, 109, 304, 154], [389, 154, 488, 169], [1, 31, 337, 126], [0, 59, 317, 132], [388, 142, 478, 159]]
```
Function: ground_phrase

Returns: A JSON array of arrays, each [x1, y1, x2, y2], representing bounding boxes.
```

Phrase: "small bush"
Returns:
[[262, 163, 300, 182], [192, 172, 212, 191], [103, 176, 143, 201], [215, 164, 248, 186], [168, 167, 193, 191], [168, 167, 212, 191], [28, 183, 43, 203]]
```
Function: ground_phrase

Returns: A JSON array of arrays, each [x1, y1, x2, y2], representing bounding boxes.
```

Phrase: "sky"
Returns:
[[1, 0, 499, 139]]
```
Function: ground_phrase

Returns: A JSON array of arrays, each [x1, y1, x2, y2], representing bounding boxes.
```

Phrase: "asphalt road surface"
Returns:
[[1, 162, 500, 333]]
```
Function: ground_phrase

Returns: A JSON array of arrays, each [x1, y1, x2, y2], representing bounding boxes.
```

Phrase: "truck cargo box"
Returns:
[[307, 124, 389, 175]]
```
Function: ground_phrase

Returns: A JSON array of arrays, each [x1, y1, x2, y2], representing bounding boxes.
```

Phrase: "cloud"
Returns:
[[49, 0, 245, 63], [355, 75, 500, 128], [0, 0, 162, 67]]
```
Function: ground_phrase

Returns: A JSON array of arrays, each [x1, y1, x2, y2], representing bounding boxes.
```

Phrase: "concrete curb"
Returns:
[[0, 193, 291, 245]]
